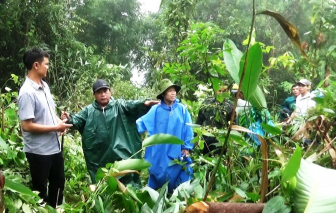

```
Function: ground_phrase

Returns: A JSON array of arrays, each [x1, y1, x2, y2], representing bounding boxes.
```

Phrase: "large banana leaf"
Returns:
[[238, 43, 262, 99], [293, 159, 336, 213], [247, 86, 267, 109], [223, 39, 243, 83], [223, 39, 267, 109]]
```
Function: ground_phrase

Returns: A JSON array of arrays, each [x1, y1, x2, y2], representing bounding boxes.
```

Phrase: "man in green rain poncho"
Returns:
[[62, 79, 159, 184]]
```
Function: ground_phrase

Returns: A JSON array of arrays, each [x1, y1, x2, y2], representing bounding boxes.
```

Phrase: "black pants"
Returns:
[[25, 152, 65, 208]]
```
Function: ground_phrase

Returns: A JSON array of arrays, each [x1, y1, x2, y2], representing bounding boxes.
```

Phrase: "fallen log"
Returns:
[[186, 201, 265, 213]]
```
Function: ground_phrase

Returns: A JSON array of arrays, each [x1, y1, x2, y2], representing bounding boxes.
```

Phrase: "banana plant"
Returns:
[[223, 39, 266, 109]]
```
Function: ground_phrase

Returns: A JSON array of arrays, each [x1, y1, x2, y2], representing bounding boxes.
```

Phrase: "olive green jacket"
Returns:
[[69, 98, 150, 183]]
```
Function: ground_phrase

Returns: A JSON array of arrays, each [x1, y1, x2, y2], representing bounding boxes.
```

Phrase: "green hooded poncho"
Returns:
[[68, 97, 150, 183]]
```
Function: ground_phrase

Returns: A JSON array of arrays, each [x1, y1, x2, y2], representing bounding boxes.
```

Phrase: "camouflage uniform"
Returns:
[[196, 97, 233, 155]]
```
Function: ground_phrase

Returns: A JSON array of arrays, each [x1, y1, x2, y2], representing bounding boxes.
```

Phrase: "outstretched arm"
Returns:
[[120, 99, 159, 120]]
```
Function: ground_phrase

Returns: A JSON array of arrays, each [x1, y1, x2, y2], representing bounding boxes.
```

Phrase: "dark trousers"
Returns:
[[25, 152, 65, 208]]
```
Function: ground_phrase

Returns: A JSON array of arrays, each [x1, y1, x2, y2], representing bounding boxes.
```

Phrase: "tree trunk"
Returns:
[[186, 202, 265, 213]]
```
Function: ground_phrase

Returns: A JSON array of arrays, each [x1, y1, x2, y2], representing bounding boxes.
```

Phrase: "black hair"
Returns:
[[23, 47, 50, 70], [291, 83, 299, 89]]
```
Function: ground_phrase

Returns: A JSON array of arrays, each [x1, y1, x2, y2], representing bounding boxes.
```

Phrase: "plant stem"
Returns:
[[128, 148, 144, 159], [203, 0, 256, 201]]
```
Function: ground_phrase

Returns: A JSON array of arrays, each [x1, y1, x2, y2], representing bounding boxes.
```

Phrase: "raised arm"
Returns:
[[119, 99, 159, 119]]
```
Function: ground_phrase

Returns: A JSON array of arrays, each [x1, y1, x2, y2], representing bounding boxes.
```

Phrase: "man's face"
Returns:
[[163, 87, 176, 103], [94, 88, 111, 106], [292, 86, 300, 97], [35, 57, 49, 78], [298, 83, 309, 95]]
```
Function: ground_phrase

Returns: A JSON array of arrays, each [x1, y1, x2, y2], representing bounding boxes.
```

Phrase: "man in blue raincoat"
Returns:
[[136, 79, 194, 193], [62, 79, 159, 184]]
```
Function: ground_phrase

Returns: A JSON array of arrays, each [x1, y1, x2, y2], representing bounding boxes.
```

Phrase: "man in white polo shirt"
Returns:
[[18, 48, 72, 208], [287, 79, 316, 123]]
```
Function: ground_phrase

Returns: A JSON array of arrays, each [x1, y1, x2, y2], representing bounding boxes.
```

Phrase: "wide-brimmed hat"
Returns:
[[156, 79, 181, 99]]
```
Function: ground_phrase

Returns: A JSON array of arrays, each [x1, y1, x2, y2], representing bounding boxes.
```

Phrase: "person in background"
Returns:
[[136, 79, 194, 193], [286, 79, 316, 124], [18, 47, 72, 208], [196, 85, 233, 156], [280, 83, 300, 121], [61, 79, 159, 185], [231, 84, 274, 147]]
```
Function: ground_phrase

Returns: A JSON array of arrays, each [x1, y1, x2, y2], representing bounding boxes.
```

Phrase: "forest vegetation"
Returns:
[[1, 0, 336, 212]]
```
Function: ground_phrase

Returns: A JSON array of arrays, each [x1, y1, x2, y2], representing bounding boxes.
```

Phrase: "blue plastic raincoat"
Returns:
[[136, 100, 194, 193]]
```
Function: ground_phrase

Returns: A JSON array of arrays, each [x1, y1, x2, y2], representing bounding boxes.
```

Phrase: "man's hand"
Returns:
[[61, 111, 70, 120], [144, 100, 160, 106], [181, 149, 190, 157], [56, 119, 73, 132]]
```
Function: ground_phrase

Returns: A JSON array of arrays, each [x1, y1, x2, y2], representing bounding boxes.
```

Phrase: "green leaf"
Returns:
[[185, 123, 201, 128], [282, 145, 301, 182], [327, 45, 336, 54], [127, 185, 143, 204], [262, 196, 289, 213], [143, 186, 159, 202], [142, 134, 184, 148], [223, 39, 243, 83], [153, 182, 169, 213], [246, 193, 261, 202], [223, 40, 266, 109], [323, 108, 335, 114], [229, 133, 250, 147], [95, 168, 106, 182], [35, 207, 49, 213], [5, 179, 38, 198], [98, 196, 105, 213], [261, 123, 282, 136], [13, 199, 23, 209], [293, 159, 336, 213], [211, 77, 222, 91], [5, 108, 18, 120], [247, 86, 267, 109], [22, 203, 32, 213], [238, 43, 263, 99], [121, 193, 136, 213], [113, 159, 151, 171], [0, 136, 9, 150], [107, 177, 117, 193], [231, 186, 247, 198], [141, 203, 154, 213]]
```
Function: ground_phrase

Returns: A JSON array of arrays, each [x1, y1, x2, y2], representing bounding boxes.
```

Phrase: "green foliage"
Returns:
[[0, 77, 53, 213], [113, 159, 151, 172], [1, 0, 336, 212], [263, 195, 291, 213], [142, 134, 184, 148], [282, 145, 301, 183]]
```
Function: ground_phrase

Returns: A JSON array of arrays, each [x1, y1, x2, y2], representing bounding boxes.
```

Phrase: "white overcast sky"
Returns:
[[138, 0, 161, 13]]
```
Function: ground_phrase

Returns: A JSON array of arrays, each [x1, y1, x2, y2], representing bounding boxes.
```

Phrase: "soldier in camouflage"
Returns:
[[196, 86, 233, 156]]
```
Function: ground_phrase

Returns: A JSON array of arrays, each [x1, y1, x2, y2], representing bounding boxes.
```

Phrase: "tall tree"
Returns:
[[74, 0, 142, 78]]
